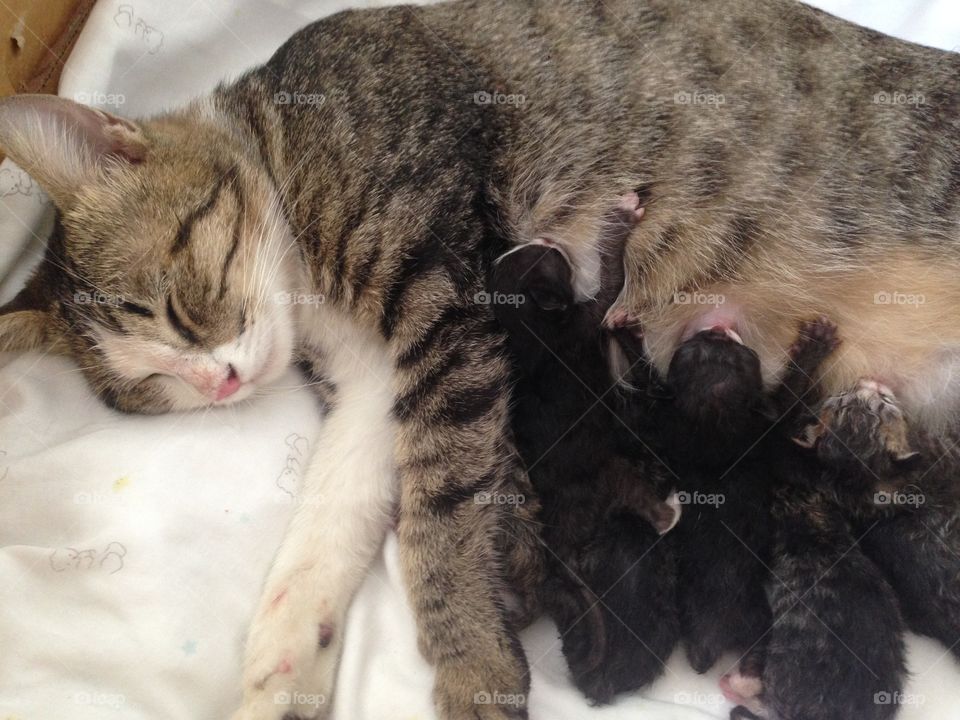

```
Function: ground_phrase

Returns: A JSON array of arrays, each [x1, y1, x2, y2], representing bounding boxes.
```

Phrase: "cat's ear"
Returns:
[[0, 95, 147, 207]]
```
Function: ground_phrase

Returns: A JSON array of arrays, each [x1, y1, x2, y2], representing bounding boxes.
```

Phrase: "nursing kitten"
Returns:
[[801, 380, 960, 663], [724, 381, 916, 719], [655, 318, 839, 673], [2, 0, 960, 717], [491, 194, 681, 702], [725, 484, 907, 720]]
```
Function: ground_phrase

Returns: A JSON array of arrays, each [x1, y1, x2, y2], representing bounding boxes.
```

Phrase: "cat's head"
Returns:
[[0, 96, 299, 413]]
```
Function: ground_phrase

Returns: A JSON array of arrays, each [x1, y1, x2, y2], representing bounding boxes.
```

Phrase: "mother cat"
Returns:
[[1, 0, 959, 717]]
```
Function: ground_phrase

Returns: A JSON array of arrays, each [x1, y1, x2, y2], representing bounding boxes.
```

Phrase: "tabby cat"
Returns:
[[1, 0, 959, 718]]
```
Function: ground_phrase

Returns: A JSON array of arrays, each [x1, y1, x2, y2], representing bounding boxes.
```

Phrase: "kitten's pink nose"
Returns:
[[215, 365, 242, 401]]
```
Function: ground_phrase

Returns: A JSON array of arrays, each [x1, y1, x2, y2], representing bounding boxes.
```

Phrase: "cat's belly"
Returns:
[[635, 248, 960, 432]]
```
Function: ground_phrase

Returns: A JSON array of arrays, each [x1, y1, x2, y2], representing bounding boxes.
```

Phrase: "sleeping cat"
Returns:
[[1, 0, 960, 717], [491, 193, 681, 702]]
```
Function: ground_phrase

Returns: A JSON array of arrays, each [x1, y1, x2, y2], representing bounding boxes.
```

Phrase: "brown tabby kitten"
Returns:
[[1, 1, 960, 718]]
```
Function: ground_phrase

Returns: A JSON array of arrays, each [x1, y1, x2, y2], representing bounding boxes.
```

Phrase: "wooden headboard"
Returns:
[[0, 0, 95, 97]]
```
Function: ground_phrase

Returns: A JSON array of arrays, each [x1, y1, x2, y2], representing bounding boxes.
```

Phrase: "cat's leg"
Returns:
[[391, 314, 536, 719], [232, 325, 398, 720]]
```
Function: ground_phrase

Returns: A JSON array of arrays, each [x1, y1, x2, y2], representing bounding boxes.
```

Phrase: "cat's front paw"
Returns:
[[232, 572, 341, 720], [434, 652, 529, 720]]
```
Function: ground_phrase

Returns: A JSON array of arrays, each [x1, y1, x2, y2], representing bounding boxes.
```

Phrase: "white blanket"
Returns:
[[2, 1, 960, 718]]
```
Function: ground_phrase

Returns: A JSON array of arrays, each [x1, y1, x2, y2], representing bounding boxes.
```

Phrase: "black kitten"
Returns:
[[492, 192, 681, 703], [642, 318, 841, 675]]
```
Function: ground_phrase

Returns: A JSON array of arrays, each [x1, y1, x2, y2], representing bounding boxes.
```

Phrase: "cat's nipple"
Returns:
[[215, 365, 242, 401]]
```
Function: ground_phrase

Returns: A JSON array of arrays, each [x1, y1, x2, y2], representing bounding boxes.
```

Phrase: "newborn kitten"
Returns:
[[802, 380, 960, 663], [724, 382, 914, 720], [644, 317, 841, 674], [724, 483, 907, 720], [623, 314, 907, 719], [492, 193, 681, 702]]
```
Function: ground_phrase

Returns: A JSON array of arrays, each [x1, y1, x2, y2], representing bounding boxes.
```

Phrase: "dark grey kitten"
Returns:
[[725, 482, 907, 720], [802, 380, 960, 666]]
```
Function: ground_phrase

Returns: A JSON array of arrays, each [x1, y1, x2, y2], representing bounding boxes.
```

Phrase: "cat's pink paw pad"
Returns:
[[234, 576, 338, 720]]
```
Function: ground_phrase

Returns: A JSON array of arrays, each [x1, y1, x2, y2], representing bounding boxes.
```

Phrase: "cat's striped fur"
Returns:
[[1, 0, 959, 717]]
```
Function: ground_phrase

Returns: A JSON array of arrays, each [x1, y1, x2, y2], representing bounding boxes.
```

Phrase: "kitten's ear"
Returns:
[[0, 95, 146, 207], [792, 420, 824, 449], [890, 448, 921, 471]]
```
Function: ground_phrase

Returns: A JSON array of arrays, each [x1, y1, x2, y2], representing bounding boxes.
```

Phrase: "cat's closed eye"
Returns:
[[166, 295, 199, 344], [120, 301, 153, 318]]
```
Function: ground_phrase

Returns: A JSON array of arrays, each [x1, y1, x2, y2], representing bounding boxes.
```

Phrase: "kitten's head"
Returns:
[[0, 96, 298, 413], [796, 379, 921, 488], [667, 327, 765, 460]]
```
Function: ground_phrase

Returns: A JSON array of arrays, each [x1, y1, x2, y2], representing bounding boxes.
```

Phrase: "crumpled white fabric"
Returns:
[[1, 1, 959, 718]]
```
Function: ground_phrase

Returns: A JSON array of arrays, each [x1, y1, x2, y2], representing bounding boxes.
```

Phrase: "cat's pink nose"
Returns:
[[215, 365, 242, 401]]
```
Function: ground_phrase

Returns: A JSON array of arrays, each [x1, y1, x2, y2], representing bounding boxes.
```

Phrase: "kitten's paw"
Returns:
[[720, 669, 763, 705], [616, 191, 646, 222], [434, 651, 529, 720], [603, 306, 634, 331], [232, 574, 341, 720], [790, 315, 841, 366]]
